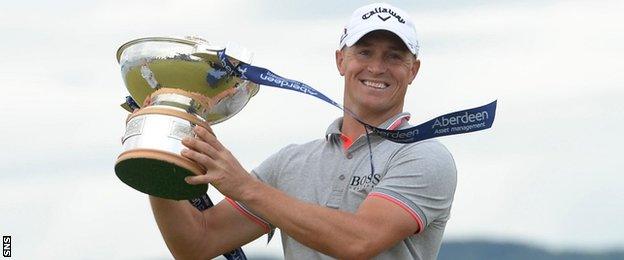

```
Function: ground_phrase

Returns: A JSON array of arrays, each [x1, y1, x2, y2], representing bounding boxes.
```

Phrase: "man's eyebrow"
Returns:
[[390, 45, 409, 53], [354, 40, 408, 52], [355, 40, 372, 47]]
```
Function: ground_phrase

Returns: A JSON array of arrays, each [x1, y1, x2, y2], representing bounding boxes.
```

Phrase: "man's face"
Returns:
[[335, 30, 420, 118]]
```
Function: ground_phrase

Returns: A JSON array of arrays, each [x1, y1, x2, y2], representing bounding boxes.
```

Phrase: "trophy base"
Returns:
[[115, 149, 207, 200]]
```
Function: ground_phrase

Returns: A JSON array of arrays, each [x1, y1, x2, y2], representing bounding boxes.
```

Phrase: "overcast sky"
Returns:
[[1, 0, 623, 259]]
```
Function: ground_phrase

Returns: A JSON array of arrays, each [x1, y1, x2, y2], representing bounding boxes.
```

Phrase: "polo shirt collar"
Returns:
[[325, 112, 412, 140]]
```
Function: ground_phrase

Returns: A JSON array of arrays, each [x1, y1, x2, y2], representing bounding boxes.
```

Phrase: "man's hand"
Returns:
[[150, 125, 268, 259], [181, 125, 256, 201]]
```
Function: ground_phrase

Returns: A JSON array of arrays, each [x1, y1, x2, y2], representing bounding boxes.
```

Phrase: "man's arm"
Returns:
[[182, 126, 421, 259], [244, 182, 419, 259], [149, 196, 267, 259]]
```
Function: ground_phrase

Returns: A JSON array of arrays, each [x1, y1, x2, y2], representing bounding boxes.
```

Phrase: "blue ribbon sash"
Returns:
[[216, 49, 497, 143]]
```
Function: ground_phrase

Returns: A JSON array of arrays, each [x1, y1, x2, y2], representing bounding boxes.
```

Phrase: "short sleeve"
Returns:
[[369, 140, 457, 233], [225, 144, 298, 240], [250, 144, 298, 187]]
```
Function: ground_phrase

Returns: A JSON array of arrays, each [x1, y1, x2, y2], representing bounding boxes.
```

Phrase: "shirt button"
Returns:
[[346, 153, 353, 159], [339, 175, 345, 180]]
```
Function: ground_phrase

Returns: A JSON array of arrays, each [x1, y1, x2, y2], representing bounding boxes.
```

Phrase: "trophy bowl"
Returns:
[[115, 36, 259, 200]]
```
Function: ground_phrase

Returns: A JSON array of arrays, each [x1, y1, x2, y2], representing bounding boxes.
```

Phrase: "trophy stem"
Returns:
[[115, 89, 213, 200]]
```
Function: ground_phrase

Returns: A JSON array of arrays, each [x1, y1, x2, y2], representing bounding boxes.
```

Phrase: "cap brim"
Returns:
[[343, 24, 417, 55]]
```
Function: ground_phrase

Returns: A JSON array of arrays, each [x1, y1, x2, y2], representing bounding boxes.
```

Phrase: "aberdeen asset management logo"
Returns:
[[2, 236, 10, 257]]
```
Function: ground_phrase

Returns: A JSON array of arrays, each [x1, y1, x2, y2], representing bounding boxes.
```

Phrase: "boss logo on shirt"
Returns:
[[349, 173, 382, 192]]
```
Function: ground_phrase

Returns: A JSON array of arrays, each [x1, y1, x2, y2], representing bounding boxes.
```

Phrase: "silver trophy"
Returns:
[[115, 37, 258, 200]]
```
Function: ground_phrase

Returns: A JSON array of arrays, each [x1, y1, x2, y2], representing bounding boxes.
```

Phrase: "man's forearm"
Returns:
[[238, 180, 386, 259], [178, 124, 410, 258], [149, 196, 208, 259]]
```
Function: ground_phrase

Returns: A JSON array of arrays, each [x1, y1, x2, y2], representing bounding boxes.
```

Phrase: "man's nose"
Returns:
[[367, 57, 387, 74]]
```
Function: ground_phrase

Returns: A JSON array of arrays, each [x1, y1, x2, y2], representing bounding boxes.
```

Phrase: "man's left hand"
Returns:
[[181, 125, 255, 201]]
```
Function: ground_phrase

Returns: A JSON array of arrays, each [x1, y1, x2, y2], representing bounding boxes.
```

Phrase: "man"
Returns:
[[150, 3, 457, 259]]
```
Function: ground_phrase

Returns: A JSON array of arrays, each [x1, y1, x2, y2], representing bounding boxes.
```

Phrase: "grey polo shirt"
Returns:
[[230, 113, 457, 259]]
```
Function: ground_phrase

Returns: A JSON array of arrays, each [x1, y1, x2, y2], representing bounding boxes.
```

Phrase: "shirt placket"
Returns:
[[324, 137, 367, 209], [323, 114, 409, 209]]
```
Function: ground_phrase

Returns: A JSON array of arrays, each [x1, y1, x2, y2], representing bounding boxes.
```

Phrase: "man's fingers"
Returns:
[[182, 136, 217, 158], [193, 125, 215, 140], [184, 174, 215, 185], [181, 148, 215, 169], [193, 126, 226, 151]]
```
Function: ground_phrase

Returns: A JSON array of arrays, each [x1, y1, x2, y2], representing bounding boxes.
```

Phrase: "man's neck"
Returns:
[[341, 115, 366, 141], [340, 111, 399, 141]]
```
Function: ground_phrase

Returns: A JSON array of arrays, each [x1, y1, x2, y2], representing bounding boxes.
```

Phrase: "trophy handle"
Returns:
[[191, 43, 223, 61], [192, 42, 253, 66]]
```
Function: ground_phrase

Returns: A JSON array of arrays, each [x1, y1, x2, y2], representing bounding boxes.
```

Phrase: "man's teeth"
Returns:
[[362, 80, 389, 89]]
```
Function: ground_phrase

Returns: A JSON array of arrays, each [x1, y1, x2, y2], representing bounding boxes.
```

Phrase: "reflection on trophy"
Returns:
[[115, 37, 258, 200]]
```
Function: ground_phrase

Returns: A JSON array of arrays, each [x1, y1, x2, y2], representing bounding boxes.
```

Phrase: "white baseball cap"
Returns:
[[339, 2, 419, 56]]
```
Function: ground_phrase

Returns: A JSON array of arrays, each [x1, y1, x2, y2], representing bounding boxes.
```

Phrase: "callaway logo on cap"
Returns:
[[339, 2, 419, 56]]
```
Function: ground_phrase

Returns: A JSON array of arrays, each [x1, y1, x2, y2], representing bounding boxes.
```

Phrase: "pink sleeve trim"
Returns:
[[368, 192, 425, 234], [225, 197, 271, 233]]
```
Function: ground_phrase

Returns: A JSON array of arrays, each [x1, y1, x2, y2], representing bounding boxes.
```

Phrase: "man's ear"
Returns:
[[409, 58, 421, 84], [335, 49, 345, 76]]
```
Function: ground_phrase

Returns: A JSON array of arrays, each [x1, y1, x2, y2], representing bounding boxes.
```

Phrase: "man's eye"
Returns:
[[358, 50, 370, 56], [388, 53, 403, 60]]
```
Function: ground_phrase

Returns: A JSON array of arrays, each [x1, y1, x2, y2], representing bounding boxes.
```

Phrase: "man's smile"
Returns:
[[360, 79, 390, 90]]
